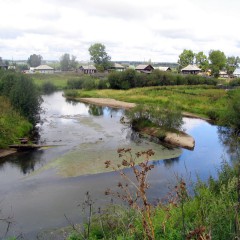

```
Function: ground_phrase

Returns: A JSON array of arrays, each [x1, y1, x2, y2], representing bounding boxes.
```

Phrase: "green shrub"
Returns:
[[0, 72, 42, 124], [41, 81, 57, 94]]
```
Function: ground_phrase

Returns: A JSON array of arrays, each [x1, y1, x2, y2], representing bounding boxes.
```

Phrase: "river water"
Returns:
[[0, 91, 235, 238]]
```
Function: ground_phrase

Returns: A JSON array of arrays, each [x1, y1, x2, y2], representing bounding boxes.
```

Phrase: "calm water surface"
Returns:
[[0, 92, 234, 238]]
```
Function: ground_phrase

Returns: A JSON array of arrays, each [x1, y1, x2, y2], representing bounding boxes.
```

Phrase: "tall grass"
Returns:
[[0, 96, 32, 148]]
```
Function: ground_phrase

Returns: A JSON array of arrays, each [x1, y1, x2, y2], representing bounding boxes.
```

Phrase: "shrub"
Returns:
[[0, 72, 42, 124], [126, 104, 183, 132], [41, 81, 57, 94]]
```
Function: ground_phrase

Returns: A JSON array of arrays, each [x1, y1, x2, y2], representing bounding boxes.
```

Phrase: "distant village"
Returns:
[[1, 61, 240, 79]]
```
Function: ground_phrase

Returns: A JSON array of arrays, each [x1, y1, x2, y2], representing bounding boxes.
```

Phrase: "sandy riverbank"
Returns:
[[0, 149, 16, 158], [78, 98, 136, 109]]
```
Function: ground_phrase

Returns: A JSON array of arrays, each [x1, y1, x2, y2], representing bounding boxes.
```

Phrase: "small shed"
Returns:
[[181, 65, 201, 74], [233, 68, 240, 78], [135, 64, 154, 73], [109, 63, 125, 72], [79, 65, 97, 74], [34, 65, 54, 74], [158, 66, 172, 72]]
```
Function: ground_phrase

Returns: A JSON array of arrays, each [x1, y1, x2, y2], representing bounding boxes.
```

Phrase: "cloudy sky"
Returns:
[[1, 0, 240, 62]]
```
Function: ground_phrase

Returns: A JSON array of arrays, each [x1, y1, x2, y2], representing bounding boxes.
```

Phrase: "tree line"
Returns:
[[178, 49, 240, 77]]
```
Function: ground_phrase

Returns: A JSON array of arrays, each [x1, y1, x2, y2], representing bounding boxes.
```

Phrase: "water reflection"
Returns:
[[217, 126, 240, 163], [0, 150, 44, 175], [163, 157, 180, 167], [88, 104, 104, 116]]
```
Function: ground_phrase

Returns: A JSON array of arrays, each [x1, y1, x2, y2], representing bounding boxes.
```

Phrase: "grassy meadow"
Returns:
[[32, 72, 78, 89], [70, 85, 228, 119]]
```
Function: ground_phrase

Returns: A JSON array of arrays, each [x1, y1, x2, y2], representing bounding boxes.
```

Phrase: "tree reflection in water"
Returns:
[[88, 104, 103, 116], [0, 150, 44, 175], [218, 126, 240, 162]]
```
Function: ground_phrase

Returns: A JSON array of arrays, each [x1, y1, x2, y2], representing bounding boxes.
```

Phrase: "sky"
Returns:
[[1, 0, 240, 62]]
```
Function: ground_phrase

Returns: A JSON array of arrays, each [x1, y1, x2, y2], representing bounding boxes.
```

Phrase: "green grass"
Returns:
[[0, 96, 32, 148], [67, 85, 228, 119], [32, 72, 81, 89]]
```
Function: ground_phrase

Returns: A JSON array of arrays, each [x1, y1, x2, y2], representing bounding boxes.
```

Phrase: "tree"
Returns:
[[177, 49, 195, 70], [70, 55, 78, 70], [88, 43, 112, 71], [27, 54, 42, 67], [226, 56, 240, 74], [60, 53, 77, 71], [195, 51, 209, 71], [208, 50, 226, 77]]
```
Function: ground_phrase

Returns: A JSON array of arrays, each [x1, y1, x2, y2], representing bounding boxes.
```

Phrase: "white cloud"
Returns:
[[0, 0, 240, 61]]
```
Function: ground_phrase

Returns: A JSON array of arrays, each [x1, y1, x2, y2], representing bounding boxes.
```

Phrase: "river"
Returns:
[[0, 91, 235, 238]]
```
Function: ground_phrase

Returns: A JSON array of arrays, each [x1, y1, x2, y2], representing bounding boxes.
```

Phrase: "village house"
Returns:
[[158, 66, 172, 72], [135, 64, 154, 73], [233, 68, 240, 78], [181, 64, 201, 74], [34, 65, 54, 74], [219, 70, 229, 78], [109, 63, 125, 72], [0, 62, 8, 70], [79, 65, 97, 74]]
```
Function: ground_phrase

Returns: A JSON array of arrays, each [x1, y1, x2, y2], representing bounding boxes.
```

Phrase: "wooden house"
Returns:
[[181, 64, 201, 74], [34, 65, 54, 74], [158, 66, 172, 72], [109, 63, 125, 72], [79, 65, 97, 74], [135, 64, 154, 73], [219, 71, 228, 78]]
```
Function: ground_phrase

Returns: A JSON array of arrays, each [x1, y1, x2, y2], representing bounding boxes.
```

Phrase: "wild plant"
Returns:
[[105, 148, 155, 240]]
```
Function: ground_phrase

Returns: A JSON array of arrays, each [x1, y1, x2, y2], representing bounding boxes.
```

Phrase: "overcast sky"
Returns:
[[1, 0, 240, 62]]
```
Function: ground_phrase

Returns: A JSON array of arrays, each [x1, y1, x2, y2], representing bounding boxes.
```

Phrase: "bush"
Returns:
[[126, 103, 183, 132], [0, 72, 42, 124], [108, 69, 217, 90], [41, 81, 57, 94]]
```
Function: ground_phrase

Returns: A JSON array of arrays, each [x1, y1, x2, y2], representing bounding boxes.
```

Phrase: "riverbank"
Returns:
[[0, 149, 17, 158], [78, 97, 136, 109]]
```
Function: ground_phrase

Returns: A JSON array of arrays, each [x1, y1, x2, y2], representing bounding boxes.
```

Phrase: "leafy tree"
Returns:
[[60, 53, 77, 71], [208, 50, 226, 77], [27, 54, 42, 67], [70, 55, 78, 70], [177, 49, 195, 70], [88, 43, 112, 71], [195, 51, 209, 71], [226, 56, 240, 74]]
